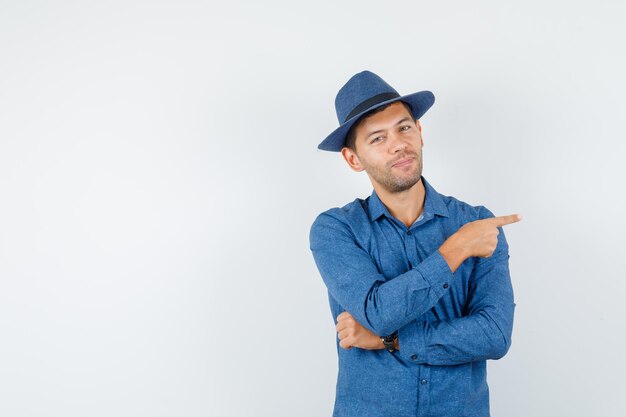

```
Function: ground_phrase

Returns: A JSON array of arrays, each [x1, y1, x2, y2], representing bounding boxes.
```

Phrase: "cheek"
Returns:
[[362, 154, 384, 170]]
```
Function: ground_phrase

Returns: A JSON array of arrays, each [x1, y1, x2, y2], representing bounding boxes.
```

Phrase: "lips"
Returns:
[[392, 157, 415, 168]]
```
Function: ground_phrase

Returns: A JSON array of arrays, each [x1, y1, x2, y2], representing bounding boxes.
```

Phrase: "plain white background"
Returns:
[[1, 1, 625, 416]]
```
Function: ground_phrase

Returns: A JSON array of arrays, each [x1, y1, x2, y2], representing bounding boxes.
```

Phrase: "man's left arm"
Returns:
[[339, 221, 516, 366]]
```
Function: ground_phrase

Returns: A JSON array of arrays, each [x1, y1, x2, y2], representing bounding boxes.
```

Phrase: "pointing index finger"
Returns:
[[490, 214, 523, 227]]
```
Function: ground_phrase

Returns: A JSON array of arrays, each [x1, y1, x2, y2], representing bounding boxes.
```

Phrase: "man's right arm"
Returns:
[[309, 211, 454, 336], [309, 211, 521, 338]]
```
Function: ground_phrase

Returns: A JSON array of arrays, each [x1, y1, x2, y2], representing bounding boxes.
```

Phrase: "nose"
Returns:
[[388, 131, 407, 153]]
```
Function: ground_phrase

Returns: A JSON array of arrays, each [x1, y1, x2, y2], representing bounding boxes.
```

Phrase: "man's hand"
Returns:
[[336, 311, 385, 350], [439, 214, 522, 273]]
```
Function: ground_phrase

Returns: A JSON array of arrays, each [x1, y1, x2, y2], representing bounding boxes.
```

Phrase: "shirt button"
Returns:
[[411, 354, 418, 360], [421, 379, 428, 385], [407, 230, 412, 235], [443, 283, 449, 289]]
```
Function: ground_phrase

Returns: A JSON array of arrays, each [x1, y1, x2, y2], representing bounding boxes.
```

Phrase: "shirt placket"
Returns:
[[404, 224, 432, 417], [403, 226, 420, 268], [416, 365, 432, 417]]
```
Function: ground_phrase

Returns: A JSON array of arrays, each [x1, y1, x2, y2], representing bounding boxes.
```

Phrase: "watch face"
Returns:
[[383, 331, 398, 342]]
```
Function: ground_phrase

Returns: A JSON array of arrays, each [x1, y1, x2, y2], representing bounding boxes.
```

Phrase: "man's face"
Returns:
[[341, 101, 424, 193]]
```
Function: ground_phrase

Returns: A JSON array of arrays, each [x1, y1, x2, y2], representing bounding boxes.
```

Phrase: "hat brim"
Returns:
[[317, 90, 435, 152]]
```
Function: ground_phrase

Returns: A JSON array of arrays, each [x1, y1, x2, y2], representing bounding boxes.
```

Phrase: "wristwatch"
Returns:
[[381, 331, 398, 353]]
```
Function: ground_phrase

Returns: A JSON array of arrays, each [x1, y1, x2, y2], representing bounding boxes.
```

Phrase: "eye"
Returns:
[[370, 136, 384, 144], [400, 125, 411, 132]]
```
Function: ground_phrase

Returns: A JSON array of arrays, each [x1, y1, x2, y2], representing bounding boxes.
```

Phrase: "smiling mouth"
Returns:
[[392, 157, 415, 168]]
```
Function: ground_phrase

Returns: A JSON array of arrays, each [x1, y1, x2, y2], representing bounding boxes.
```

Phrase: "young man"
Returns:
[[309, 71, 521, 417]]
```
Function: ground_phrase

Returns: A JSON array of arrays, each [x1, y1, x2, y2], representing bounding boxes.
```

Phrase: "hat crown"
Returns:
[[335, 71, 399, 124]]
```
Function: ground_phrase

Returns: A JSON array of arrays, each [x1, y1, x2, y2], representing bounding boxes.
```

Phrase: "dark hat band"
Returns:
[[345, 92, 400, 121]]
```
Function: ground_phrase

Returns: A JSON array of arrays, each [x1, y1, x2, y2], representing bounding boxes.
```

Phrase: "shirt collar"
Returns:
[[367, 176, 450, 223]]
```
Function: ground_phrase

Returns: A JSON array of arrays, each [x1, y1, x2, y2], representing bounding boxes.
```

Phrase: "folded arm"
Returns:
[[336, 230, 516, 365], [309, 211, 454, 337]]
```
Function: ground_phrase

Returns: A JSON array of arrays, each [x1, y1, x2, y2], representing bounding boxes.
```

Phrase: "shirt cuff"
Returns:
[[397, 320, 427, 365], [413, 249, 454, 304]]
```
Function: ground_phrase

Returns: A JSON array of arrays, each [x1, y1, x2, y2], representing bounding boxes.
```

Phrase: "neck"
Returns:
[[374, 177, 426, 228]]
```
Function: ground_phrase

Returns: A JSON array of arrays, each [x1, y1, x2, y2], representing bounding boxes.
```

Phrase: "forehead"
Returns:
[[355, 102, 414, 137]]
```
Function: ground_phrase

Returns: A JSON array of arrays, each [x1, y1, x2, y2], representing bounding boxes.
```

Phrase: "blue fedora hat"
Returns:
[[318, 70, 435, 152]]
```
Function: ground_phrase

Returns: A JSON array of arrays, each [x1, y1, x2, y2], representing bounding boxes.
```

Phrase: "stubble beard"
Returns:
[[362, 152, 423, 194]]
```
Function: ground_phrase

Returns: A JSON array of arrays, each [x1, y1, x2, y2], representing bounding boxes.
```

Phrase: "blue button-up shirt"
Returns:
[[309, 176, 515, 417]]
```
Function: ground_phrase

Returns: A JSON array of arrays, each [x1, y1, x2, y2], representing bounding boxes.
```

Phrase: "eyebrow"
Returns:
[[365, 116, 413, 139]]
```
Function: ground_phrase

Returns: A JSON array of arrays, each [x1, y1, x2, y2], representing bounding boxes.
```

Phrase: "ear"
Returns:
[[341, 147, 365, 172]]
